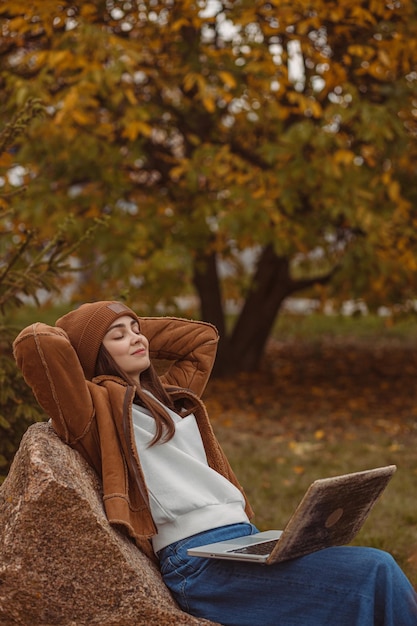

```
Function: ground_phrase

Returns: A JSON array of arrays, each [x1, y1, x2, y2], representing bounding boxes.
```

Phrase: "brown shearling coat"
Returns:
[[13, 316, 254, 562]]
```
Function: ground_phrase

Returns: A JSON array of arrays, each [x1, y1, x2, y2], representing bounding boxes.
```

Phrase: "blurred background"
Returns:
[[1, 0, 417, 582]]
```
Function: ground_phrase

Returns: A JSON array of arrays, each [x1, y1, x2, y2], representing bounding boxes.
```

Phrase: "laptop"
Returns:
[[187, 465, 396, 564]]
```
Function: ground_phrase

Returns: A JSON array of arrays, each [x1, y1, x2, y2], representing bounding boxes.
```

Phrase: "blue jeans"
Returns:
[[158, 523, 417, 626]]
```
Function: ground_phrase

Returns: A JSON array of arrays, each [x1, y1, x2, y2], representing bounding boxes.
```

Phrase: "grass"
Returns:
[[5, 303, 73, 330], [205, 311, 417, 586], [212, 424, 417, 580], [274, 310, 417, 343], [8, 305, 417, 584]]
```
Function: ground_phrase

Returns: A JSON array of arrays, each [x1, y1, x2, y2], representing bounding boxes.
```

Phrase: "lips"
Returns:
[[132, 348, 146, 356]]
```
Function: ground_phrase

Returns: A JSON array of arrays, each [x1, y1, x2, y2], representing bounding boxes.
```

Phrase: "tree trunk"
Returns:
[[193, 250, 232, 370], [224, 246, 295, 375], [193, 245, 295, 377], [194, 244, 336, 377]]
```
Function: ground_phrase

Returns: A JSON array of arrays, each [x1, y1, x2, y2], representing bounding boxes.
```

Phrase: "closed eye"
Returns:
[[105, 317, 141, 340]]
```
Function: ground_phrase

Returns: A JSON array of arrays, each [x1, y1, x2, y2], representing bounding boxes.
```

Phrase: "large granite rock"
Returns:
[[0, 422, 219, 626]]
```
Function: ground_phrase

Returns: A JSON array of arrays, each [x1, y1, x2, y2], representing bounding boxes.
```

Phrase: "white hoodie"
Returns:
[[132, 398, 249, 553]]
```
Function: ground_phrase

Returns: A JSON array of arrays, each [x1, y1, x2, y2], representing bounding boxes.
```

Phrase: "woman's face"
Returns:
[[102, 315, 150, 382]]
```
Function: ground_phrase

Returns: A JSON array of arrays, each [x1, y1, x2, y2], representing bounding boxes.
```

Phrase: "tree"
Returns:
[[0, 100, 105, 480], [0, 1, 416, 375]]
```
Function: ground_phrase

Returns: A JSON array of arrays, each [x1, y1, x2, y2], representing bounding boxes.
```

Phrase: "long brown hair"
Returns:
[[95, 344, 177, 445]]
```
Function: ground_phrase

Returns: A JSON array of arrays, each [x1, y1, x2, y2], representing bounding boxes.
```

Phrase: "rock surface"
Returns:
[[0, 422, 219, 626]]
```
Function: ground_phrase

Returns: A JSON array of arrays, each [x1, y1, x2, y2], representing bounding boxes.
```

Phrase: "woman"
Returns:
[[13, 300, 417, 626]]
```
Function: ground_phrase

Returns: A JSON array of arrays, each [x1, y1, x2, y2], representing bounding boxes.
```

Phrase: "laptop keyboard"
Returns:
[[229, 539, 278, 555]]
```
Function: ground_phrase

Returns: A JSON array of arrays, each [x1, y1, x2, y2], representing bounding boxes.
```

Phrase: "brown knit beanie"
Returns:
[[55, 301, 140, 380]]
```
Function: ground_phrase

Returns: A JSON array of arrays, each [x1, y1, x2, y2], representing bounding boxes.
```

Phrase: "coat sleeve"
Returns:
[[13, 323, 95, 444], [139, 317, 219, 397]]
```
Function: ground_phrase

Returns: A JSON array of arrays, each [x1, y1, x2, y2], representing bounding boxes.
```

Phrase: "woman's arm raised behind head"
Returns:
[[139, 316, 219, 397], [13, 323, 95, 444]]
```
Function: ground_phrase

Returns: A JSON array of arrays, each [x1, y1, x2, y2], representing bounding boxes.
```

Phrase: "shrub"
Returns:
[[0, 101, 103, 481]]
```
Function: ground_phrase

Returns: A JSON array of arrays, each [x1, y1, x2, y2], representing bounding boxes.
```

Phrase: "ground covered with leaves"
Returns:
[[204, 337, 417, 585], [206, 337, 417, 442]]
